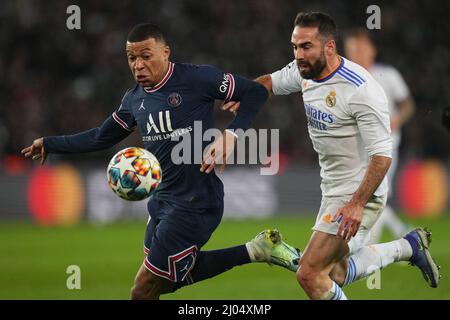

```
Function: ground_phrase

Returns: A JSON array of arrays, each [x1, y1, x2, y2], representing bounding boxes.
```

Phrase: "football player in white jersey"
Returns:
[[344, 28, 415, 244], [223, 12, 439, 299]]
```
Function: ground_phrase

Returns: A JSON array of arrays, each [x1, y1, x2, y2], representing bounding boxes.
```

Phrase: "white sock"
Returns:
[[320, 281, 348, 300], [343, 239, 413, 286], [245, 242, 255, 262]]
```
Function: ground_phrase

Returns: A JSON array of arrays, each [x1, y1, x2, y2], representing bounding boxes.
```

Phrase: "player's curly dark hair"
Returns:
[[294, 12, 338, 42], [127, 23, 169, 45]]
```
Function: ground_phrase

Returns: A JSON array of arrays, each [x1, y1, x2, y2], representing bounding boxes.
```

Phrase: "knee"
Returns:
[[297, 264, 332, 299], [296, 264, 320, 292]]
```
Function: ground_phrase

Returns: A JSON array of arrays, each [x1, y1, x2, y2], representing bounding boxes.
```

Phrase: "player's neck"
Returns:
[[150, 61, 171, 87], [314, 55, 341, 81], [365, 61, 375, 71]]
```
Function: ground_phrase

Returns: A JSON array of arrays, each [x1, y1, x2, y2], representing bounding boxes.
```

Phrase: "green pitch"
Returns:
[[0, 215, 448, 300]]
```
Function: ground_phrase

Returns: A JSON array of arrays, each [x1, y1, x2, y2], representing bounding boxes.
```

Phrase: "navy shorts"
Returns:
[[143, 197, 223, 283]]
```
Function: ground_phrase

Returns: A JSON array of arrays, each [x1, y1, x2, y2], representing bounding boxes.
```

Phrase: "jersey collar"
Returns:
[[143, 62, 174, 93], [312, 56, 343, 83]]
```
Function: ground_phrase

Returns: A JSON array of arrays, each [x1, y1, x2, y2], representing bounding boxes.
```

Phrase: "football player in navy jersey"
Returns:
[[22, 23, 301, 299]]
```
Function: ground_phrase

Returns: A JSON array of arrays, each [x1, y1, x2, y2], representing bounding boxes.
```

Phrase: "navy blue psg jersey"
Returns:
[[44, 62, 268, 210], [113, 62, 242, 209]]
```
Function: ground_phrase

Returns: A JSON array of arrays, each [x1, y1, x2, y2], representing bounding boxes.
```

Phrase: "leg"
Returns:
[[296, 231, 349, 300], [329, 258, 348, 287], [131, 264, 176, 300], [175, 229, 301, 288], [330, 237, 412, 287], [328, 193, 402, 286], [339, 228, 440, 288], [138, 198, 301, 298], [304, 194, 386, 298], [329, 194, 415, 287], [328, 194, 439, 289]]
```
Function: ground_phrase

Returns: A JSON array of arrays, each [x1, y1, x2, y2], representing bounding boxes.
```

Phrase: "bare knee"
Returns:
[[296, 264, 326, 299]]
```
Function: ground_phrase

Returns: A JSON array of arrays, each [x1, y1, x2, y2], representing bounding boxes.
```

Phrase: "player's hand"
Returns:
[[200, 130, 237, 174], [21, 137, 48, 165], [221, 101, 240, 115], [331, 200, 364, 241]]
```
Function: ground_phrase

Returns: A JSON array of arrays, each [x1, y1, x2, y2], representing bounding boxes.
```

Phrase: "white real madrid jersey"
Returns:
[[271, 57, 392, 197], [370, 63, 410, 148]]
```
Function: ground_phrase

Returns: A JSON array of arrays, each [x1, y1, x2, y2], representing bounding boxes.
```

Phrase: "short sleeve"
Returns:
[[348, 81, 392, 158], [112, 89, 136, 132], [270, 60, 303, 95]]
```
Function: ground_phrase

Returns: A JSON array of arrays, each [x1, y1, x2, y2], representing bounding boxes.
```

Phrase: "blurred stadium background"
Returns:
[[0, 0, 449, 299]]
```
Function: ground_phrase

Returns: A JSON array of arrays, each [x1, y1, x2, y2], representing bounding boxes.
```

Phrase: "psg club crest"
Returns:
[[167, 92, 182, 107]]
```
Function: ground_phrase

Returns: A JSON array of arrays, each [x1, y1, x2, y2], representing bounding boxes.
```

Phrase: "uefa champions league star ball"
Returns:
[[107, 147, 162, 201]]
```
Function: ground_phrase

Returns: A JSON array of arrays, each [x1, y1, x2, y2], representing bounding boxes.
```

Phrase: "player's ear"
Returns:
[[163, 45, 170, 60], [325, 39, 336, 56]]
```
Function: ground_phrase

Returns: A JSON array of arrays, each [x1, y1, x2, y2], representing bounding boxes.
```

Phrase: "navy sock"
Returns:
[[174, 245, 250, 290], [404, 234, 419, 261]]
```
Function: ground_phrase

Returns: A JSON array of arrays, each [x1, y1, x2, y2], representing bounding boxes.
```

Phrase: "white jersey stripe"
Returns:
[[225, 73, 235, 102], [112, 112, 132, 131]]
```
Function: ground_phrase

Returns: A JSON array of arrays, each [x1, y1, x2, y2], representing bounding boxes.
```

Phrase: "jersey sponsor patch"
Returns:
[[218, 73, 235, 102], [304, 103, 334, 131]]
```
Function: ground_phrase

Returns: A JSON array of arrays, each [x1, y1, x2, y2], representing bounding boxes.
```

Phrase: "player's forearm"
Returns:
[[350, 155, 392, 206], [227, 82, 268, 132], [254, 74, 273, 96], [43, 116, 130, 154]]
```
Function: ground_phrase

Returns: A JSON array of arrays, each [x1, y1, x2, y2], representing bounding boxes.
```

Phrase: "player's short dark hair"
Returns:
[[127, 23, 168, 45], [343, 28, 375, 46], [294, 12, 338, 42]]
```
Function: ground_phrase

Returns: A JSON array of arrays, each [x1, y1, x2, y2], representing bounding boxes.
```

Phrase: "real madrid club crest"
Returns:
[[325, 90, 336, 107], [167, 92, 182, 107]]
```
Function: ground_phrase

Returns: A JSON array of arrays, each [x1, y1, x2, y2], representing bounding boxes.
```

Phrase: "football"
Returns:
[[107, 147, 162, 201]]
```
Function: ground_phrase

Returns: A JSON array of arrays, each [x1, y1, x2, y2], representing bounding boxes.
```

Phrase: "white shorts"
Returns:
[[312, 194, 387, 255]]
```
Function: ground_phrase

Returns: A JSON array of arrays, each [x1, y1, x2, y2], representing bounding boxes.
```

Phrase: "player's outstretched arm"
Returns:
[[21, 116, 132, 164], [21, 137, 47, 165], [222, 74, 273, 114], [196, 66, 269, 173], [201, 77, 268, 173]]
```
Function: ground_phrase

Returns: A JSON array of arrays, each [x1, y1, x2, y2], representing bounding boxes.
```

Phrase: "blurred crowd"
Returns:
[[1, 0, 449, 167]]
